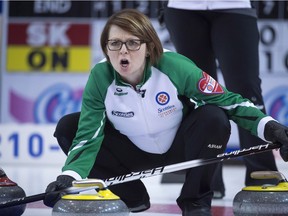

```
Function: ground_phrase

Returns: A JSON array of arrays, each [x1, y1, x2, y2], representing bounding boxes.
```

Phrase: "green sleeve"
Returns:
[[157, 51, 267, 136], [62, 62, 112, 178]]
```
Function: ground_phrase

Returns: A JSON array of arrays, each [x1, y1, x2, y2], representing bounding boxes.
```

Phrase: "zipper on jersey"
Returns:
[[135, 86, 165, 153]]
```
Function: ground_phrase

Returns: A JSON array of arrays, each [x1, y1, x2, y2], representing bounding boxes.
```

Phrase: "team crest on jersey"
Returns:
[[155, 92, 170, 105], [198, 72, 224, 94]]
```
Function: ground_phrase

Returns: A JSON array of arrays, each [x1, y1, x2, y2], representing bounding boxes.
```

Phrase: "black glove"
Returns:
[[264, 120, 288, 161], [43, 175, 75, 207]]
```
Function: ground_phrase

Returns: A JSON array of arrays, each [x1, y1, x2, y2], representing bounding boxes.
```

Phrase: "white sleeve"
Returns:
[[62, 170, 83, 180], [257, 116, 277, 141]]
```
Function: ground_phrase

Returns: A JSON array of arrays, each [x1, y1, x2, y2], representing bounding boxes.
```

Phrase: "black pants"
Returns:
[[54, 105, 231, 210], [164, 8, 278, 187]]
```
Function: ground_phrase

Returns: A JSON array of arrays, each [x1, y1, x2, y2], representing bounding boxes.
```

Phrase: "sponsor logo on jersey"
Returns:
[[158, 105, 177, 117], [208, 144, 222, 149], [198, 72, 224, 94], [155, 91, 170, 105], [111, 111, 134, 118], [114, 88, 128, 96]]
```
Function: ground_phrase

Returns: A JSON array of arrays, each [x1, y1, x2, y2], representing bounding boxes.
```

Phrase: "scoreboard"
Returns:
[[253, 1, 288, 75]]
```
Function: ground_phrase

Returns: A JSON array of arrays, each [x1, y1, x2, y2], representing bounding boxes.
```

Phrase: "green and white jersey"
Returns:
[[62, 50, 274, 179]]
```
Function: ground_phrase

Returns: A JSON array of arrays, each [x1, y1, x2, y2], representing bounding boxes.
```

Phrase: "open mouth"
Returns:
[[120, 59, 129, 68]]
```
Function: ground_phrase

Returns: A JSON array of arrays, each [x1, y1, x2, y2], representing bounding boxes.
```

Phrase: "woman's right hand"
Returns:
[[43, 175, 75, 207]]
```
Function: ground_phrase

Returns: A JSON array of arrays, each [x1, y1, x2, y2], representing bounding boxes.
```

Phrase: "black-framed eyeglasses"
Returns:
[[107, 39, 145, 51]]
